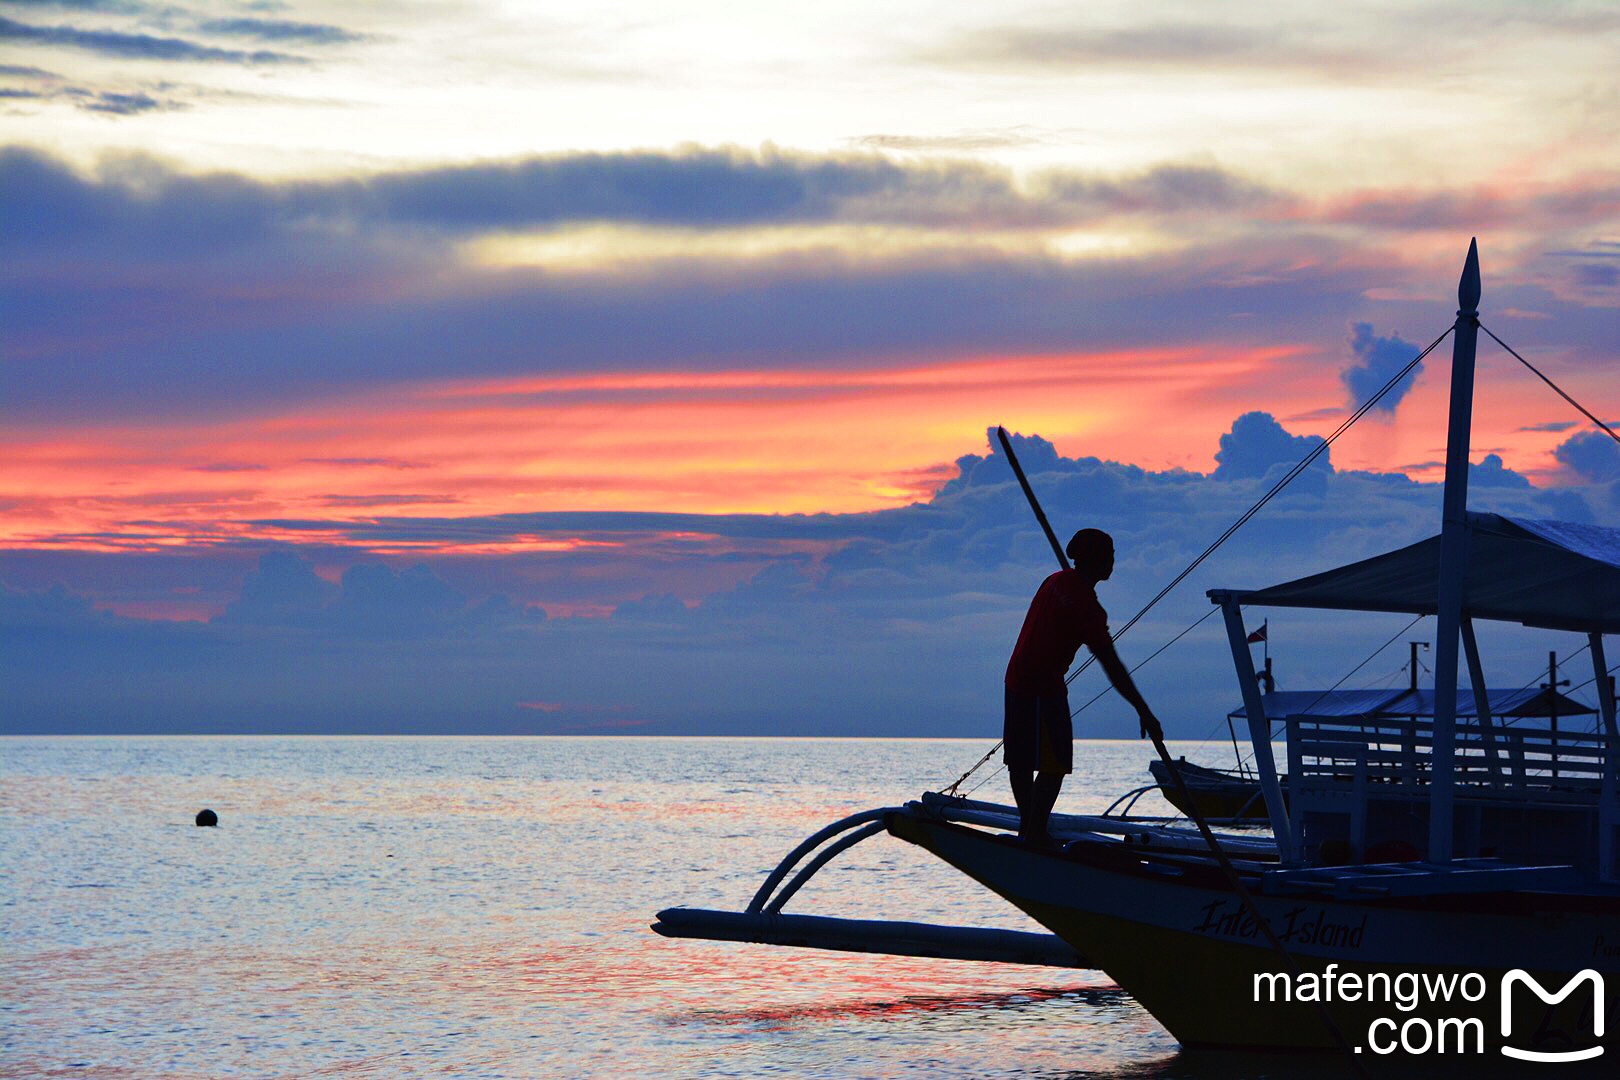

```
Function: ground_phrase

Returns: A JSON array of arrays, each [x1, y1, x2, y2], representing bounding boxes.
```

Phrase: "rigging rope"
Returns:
[[1478, 322, 1620, 446], [1495, 642, 1593, 729], [1286, 615, 1428, 723], [1071, 607, 1221, 718], [1563, 662, 1619, 733], [1566, 661, 1619, 699], [942, 323, 1455, 794]]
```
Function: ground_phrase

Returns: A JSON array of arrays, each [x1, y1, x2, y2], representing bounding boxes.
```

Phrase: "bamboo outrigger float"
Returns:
[[654, 243, 1620, 1060]]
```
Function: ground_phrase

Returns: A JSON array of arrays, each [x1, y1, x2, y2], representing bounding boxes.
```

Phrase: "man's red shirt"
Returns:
[[1004, 569, 1110, 695]]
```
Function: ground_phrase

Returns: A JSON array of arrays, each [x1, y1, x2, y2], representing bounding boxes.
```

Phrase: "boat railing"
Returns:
[[1287, 713, 1613, 797], [1285, 713, 1617, 872]]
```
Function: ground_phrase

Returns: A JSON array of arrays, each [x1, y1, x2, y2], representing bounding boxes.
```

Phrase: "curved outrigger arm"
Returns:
[[744, 807, 898, 914], [652, 798, 1088, 967], [652, 793, 1276, 967]]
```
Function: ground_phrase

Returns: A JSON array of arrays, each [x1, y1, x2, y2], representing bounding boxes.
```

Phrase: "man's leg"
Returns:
[[1005, 686, 1040, 838], [1025, 690, 1070, 842], [1008, 768, 1035, 837], [1028, 771, 1064, 841]]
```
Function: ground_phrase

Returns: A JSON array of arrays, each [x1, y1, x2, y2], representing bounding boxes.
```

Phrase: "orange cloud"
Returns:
[[2, 341, 1593, 556]]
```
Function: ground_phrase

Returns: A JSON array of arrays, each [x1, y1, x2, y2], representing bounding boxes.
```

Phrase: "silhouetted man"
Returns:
[[1004, 528, 1164, 842]]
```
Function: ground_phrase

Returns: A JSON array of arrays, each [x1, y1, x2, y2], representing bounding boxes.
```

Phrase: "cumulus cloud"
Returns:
[[1557, 431, 1620, 483], [1212, 412, 1331, 481], [337, 563, 461, 623], [1341, 322, 1423, 413], [218, 550, 335, 624], [1469, 453, 1531, 489]]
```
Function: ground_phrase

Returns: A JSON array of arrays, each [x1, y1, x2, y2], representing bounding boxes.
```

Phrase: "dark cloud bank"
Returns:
[[5, 145, 1614, 426], [4, 420, 1612, 737]]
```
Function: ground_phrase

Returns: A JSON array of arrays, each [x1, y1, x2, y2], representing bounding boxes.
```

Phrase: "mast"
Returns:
[[1428, 239, 1481, 862]]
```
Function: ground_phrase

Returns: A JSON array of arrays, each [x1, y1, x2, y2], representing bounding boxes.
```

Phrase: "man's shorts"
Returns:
[[1003, 686, 1072, 774]]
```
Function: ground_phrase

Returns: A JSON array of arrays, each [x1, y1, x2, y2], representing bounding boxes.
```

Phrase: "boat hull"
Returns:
[[889, 812, 1619, 1057], [1150, 758, 1278, 821]]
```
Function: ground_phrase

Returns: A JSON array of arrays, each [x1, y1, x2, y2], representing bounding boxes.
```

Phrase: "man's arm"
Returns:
[[1090, 637, 1164, 740]]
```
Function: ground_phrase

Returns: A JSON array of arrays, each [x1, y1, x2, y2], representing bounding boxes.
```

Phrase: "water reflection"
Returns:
[[673, 984, 1136, 1031], [3, 736, 1259, 1077], [1078, 1047, 1620, 1080]]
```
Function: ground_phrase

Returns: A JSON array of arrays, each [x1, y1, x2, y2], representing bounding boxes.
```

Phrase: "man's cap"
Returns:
[[1065, 528, 1113, 569]]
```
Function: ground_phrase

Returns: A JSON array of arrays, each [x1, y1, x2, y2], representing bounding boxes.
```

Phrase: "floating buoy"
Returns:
[[195, 809, 218, 827]]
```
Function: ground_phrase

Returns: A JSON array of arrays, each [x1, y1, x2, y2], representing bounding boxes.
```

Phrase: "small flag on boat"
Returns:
[[1246, 622, 1267, 644]]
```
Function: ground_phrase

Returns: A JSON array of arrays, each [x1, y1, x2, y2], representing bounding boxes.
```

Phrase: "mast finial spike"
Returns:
[[1458, 237, 1481, 316]]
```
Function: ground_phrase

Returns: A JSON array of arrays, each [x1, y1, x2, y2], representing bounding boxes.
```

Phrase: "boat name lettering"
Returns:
[[1193, 900, 1368, 949]]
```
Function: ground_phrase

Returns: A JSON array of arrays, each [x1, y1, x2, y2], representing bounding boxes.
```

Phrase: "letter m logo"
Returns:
[[1501, 969, 1605, 1063]]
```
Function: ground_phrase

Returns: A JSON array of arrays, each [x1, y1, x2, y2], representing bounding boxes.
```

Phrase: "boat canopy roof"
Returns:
[[1210, 513, 1620, 634], [1226, 686, 1595, 723]]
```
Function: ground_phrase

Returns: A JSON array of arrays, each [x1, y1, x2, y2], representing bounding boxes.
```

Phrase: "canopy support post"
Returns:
[[1596, 634, 1618, 883], [1592, 633, 1617, 739], [1217, 595, 1293, 861], [1461, 618, 1503, 786]]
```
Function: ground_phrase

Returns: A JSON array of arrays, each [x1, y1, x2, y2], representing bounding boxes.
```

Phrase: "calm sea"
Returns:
[[0, 736, 1452, 1078]]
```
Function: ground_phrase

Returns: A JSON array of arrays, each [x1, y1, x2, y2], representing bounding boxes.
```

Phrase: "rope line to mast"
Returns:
[[1478, 322, 1620, 446], [1565, 661, 1619, 699], [1494, 641, 1594, 729]]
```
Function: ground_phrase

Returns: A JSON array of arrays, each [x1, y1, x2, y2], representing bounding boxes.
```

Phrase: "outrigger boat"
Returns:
[[654, 243, 1620, 1060]]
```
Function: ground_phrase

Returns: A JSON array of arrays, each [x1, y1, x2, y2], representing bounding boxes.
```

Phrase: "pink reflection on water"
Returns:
[[676, 984, 1120, 1031]]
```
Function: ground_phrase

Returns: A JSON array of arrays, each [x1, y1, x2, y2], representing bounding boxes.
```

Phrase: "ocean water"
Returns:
[[0, 736, 1459, 1078]]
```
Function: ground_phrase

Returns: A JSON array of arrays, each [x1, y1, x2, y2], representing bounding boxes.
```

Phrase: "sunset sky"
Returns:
[[3, 1, 1617, 737]]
